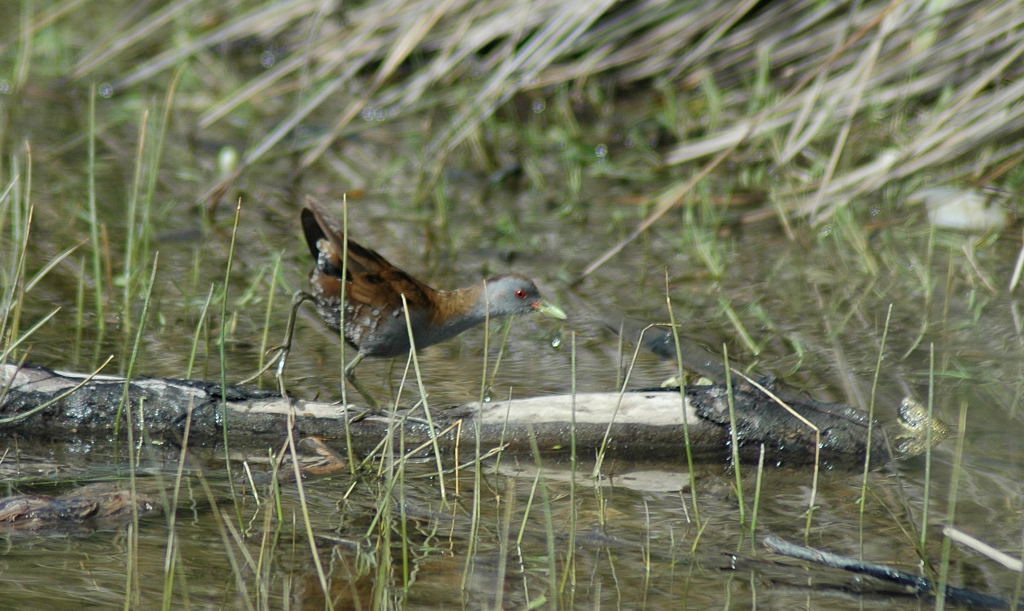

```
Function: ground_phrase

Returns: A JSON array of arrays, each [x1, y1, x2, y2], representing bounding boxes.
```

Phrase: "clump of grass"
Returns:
[[30, 0, 1018, 233]]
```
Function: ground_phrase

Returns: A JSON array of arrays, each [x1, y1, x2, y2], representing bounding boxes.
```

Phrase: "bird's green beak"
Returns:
[[533, 300, 567, 320]]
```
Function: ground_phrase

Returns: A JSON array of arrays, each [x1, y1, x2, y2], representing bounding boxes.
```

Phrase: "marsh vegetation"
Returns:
[[2, 0, 1024, 607]]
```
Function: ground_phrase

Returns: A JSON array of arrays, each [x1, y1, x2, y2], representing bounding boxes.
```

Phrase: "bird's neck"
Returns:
[[431, 284, 489, 329]]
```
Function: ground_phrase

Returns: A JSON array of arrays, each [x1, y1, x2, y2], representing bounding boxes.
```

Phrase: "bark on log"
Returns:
[[0, 362, 915, 467]]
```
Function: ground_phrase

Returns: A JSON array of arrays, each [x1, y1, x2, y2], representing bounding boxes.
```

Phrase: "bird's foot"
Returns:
[[239, 343, 287, 385], [240, 291, 316, 397]]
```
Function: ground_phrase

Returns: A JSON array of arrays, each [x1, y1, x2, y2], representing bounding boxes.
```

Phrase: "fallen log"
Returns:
[[0, 362, 941, 467]]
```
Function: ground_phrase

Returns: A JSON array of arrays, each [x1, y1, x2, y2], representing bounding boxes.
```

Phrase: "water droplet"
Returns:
[[532, 99, 546, 114], [217, 146, 239, 177], [99, 83, 114, 98], [550, 335, 561, 350], [360, 107, 388, 122], [260, 49, 277, 69], [595, 144, 608, 159], [0, 80, 10, 94]]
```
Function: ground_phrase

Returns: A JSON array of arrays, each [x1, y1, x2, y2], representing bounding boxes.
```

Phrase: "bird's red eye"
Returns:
[[514, 288, 528, 299]]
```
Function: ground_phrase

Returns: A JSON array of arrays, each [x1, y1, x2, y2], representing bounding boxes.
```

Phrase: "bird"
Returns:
[[259, 201, 566, 410]]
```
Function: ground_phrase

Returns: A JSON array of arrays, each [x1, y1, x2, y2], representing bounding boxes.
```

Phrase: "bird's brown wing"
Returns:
[[300, 203, 436, 313]]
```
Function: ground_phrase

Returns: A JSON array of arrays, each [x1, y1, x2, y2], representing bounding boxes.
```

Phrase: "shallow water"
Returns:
[[3, 38, 1024, 611]]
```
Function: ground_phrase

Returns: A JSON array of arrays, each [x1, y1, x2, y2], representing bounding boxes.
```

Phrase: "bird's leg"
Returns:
[[274, 291, 318, 397], [241, 291, 314, 397], [343, 351, 380, 411]]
